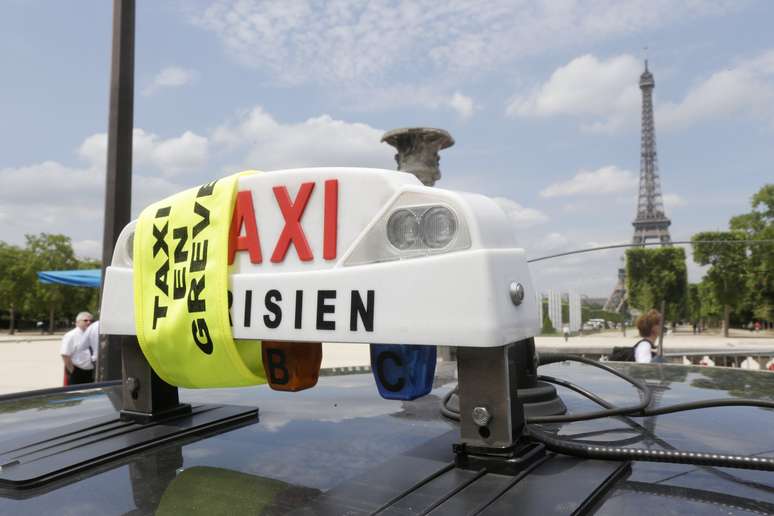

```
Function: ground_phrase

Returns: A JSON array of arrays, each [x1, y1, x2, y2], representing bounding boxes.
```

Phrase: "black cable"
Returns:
[[536, 375, 774, 492], [526, 425, 774, 472], [527, 354, 652, 423], [443, 358, 774, 424], [538, 374, 613, 408], [536, 354, 774, 419], [439, 357, 774, 471], [639, 398, 774, 417]]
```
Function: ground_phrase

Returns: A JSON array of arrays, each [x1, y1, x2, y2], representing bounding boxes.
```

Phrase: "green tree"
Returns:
[[686, 283, 701, 323], [692, 231, 748, 337], [697, 279, 722, 324], [22, 233, 79, 333], [729, 184, 774, 322], [0, 243, 34, 334], [625, 247, 688, 321]]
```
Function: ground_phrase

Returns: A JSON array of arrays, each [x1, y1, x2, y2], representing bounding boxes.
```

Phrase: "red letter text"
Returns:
[[271, 182, 315, 262], [228, 191, 262, 265]]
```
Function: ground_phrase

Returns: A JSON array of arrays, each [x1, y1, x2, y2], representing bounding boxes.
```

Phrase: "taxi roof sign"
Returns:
[[100, 168, 539, 348]]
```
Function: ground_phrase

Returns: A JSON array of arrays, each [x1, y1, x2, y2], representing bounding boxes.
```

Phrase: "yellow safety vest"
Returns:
[[133, 171, 266, 388]]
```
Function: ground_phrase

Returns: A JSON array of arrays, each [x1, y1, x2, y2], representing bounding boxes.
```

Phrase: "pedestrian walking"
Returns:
[[633, 309, 661, 363], [60, 312, 98, 385]]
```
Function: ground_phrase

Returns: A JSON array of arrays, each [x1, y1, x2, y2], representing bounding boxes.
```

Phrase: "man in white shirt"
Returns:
[[60, 312, 97, 384]]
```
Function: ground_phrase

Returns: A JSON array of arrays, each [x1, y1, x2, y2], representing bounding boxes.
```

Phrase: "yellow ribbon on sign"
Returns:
[[133, 171, 266, 388]]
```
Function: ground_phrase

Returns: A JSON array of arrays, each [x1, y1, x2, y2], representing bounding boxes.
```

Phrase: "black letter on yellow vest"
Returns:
[[172, 226, 188, 263], [155, 260, 169, 295], [153, 296, 167, 330], [152, 223, 169, 258], [197, 180, 217, 198], [350, 290, 374, 332], [173, 268, 186, 299], [267, 348, 289, 385], [316, 290, 336, 330], [190, 240, 208, 272], [191, 318, 213, 354], [187, 277, 206, 313], [192, 202, 210, 239], [264, 290, 282, 328], [376, 351, 405, 392]]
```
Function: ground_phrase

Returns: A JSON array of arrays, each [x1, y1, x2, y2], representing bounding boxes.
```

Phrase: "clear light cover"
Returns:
[[421, 207, 457, 248], [344, 193, 471, 266], [387, 209, 421, 250]]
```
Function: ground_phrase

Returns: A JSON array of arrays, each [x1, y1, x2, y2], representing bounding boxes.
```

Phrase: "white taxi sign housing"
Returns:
[[100, 168, 539, 347]]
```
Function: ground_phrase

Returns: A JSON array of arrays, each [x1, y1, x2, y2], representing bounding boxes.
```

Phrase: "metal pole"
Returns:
[[97, 0, 135, 381]]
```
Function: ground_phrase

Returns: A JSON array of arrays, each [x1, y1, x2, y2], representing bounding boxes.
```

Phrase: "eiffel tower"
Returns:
[[604, 60, 672, 313]]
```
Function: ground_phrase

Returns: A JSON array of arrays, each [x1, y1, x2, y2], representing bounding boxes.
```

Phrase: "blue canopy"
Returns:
[[37, 269, 102, 288]]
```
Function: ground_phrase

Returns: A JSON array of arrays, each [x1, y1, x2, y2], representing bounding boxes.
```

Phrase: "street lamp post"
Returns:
[[97, 0, 135, 381]]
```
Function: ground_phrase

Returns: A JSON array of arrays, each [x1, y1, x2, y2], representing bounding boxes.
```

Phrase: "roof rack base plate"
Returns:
[[0, 403, 258, 490]]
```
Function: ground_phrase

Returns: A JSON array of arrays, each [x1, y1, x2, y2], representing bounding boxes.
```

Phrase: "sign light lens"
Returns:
[[384, 205, 459, 253], [343, 191, 472, 266], [262, 341, 322, 392], [387, 209, 421, 250], [370, 344, 436, 401], [420, 207, 457, 248]]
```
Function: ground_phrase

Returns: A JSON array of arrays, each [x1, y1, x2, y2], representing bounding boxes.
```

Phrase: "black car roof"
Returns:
[[0, 362, 772, 515]]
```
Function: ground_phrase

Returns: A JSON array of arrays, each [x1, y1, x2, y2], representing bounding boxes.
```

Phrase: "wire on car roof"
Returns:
[[441, 354, 774, 472]]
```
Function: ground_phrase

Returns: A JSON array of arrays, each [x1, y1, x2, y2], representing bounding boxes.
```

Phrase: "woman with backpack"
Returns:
[[634, 309, 661, 363], [608, 310, 662, 363]]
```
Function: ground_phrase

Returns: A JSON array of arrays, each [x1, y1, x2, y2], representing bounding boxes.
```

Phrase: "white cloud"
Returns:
[[662, 193, 686, 209], [492, 197, 548, 228], [0, 105, 422, 257], [0, 161, 101, 220], [535, 232, 569, 251], [507, 54, 641, 132], [0, 158, 183, 251], [347, 85, 477, 118], [188, 0, 737, 86], [448, 92, 475, 119], [142, 66, 198, 96], [212, 106, 394, 170], [540, 166, 637, 198], [79, 129, 209, 177], [507, 49, 774, 133], [658, 49, 774, 129]]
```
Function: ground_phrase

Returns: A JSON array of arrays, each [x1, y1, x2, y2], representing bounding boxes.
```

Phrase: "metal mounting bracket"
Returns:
[[119, 336, 191, 423], [454, 338, 550, 475]]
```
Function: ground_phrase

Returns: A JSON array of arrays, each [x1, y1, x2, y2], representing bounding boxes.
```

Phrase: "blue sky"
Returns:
[[1, 0, 772, 297]]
